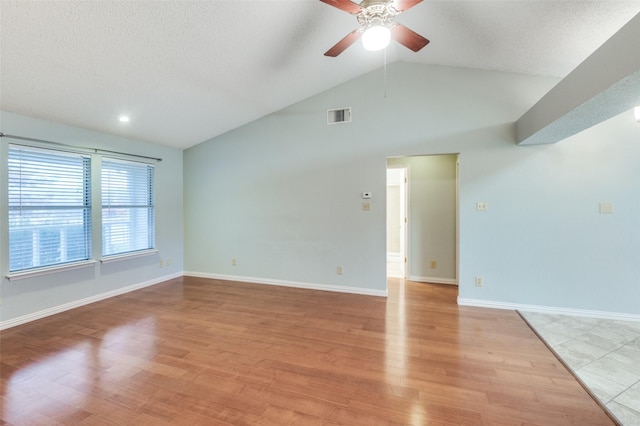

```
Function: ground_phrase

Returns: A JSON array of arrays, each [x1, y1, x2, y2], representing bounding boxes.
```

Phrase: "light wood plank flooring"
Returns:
[[1, 277, 615, 425]]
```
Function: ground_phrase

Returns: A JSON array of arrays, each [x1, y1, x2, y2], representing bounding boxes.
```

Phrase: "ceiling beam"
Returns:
[[516, 13, 640, 146]]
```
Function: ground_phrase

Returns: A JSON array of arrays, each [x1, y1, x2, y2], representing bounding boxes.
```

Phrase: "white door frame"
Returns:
[[455, 154, 460, 288], [386, 166, 408, 278]]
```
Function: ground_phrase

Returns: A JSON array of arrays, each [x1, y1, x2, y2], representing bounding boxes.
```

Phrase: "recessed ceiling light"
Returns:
[[118, 115, 130, 123]]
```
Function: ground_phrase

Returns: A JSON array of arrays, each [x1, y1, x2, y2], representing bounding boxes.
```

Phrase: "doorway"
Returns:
[[386, 167, 407, 278], [387, 155, 458, 285]]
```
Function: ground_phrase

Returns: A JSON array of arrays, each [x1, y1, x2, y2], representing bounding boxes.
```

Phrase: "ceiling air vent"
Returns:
[[327, 107, 351, 124]]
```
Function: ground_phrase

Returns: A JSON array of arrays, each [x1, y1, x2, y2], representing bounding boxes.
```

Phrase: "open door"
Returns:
[[387, 155, 458, 285], [386, 167, 407, 278]]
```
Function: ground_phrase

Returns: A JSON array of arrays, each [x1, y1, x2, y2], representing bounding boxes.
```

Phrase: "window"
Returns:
[[8, 145, 92, 272], [102, 158, 155, 257]]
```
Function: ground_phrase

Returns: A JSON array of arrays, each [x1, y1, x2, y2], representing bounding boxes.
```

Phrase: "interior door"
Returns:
[[386, 167, 407, 278]]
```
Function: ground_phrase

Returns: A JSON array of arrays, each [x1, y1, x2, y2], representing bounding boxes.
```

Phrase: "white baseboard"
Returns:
[[457, 298, 640, 322], [0, 272, 183, 330], [409, 276, 458, 286], [184, 271, 388, 298]]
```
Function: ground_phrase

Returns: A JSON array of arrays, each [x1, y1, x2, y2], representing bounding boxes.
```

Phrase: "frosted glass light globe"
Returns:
[[362, 25, 391, 51]]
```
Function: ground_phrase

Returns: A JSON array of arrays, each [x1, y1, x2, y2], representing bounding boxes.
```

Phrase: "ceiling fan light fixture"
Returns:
[[634, 106, 640, 122], [362, 25, 391, 51]]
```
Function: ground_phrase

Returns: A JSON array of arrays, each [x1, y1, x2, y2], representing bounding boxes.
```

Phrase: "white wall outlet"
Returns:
[[475, 276, 483, 287], [337, 266, 343, 275], [476, 202, 488, 211], [231, 258, 237, 266], [599, 202, 613, 214], [166, 258, 171, 267], [158, 259, 164, 268], [362, 202, 371, 211], [430, 260, 437, 269]]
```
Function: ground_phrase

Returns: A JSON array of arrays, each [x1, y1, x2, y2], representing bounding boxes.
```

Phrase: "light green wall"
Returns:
[[0, 111, 184, 325], [184, 61, 640, 316], [4, 60, 638, 324]]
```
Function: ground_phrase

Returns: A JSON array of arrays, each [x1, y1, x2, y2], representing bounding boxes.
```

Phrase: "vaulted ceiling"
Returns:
[[1, 1, 639, 149]]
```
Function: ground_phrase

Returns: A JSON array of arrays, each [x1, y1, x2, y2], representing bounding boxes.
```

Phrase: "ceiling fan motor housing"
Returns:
[[357, 1, 399, 28]]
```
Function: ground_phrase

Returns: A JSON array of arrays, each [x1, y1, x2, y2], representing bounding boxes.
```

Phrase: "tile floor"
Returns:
[[520, 311, 640, 425]]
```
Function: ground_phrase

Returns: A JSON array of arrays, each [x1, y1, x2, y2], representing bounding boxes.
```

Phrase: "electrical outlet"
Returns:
[[158, 259, 164, 268], [231, 258, 237, 266], [476, 202, 488, 212], [430, 260, 437, 269], [362, 202, 371, 211], [166, 258, 171, 267], [599, 202, 613, 214], [475, 276, 483, 287], [337, 266, 343, 275]]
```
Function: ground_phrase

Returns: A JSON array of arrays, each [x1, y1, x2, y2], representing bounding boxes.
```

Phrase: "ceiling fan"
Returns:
[[320, 0, 429, 57]]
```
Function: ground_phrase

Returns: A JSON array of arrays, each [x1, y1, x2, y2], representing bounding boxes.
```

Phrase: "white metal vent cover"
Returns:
[[327, 107, 352, 124]]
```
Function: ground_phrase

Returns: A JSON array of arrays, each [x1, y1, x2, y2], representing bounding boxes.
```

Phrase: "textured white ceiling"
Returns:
[[1, 1, 639, 149]]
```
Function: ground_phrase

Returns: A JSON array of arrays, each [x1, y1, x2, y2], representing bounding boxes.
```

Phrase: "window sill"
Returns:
[[100, 249, 158, 264], [6, 260, 97, 281]]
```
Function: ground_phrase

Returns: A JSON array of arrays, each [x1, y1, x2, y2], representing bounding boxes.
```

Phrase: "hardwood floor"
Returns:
[[1, 277, 615, 425]]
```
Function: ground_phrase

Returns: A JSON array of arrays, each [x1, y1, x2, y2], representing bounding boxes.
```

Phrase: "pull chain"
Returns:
[[384, 48, 388, 98]]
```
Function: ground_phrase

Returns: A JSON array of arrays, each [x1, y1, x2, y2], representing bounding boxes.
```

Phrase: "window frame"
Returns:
[[4, 144, 159, 280], [7, 144, 94, 277], [100, 157, 156, 260]]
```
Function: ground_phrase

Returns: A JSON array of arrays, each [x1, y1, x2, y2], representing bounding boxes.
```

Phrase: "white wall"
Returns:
[[388, 155, 457, 283], [0, 111, 184, 326], [184, 62, 640, 316]]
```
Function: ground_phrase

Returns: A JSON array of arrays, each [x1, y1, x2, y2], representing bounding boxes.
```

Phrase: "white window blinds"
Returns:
[[101, 158, 155, 257], [8, 145, 92, 272]]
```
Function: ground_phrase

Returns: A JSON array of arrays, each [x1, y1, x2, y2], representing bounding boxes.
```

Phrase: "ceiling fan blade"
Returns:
[[324, 29, 363, 57], [319, 0, 362, 14], [392, 0, 423, 12], [391, 24, 429, 52]]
